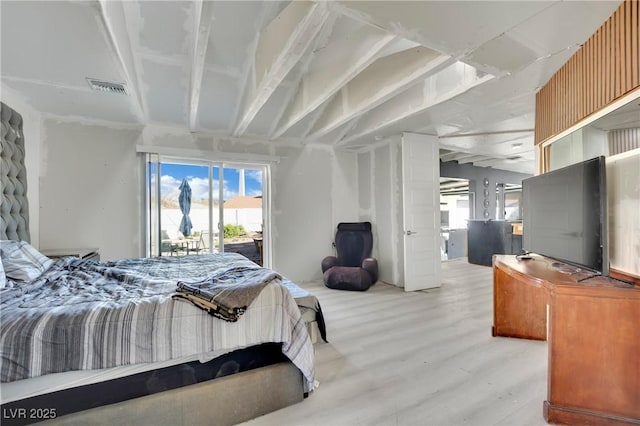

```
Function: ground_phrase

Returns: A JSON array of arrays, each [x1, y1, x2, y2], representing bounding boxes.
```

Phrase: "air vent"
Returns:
[[506, 155, 522, 161], [86, 78, 128, 95]]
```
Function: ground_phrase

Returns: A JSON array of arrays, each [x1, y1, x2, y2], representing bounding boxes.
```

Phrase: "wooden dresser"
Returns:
[[493, 254, 640, 425]]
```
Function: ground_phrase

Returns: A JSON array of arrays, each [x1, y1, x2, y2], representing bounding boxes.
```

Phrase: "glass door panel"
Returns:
[[209, 165, 221, 254], [146, 159, 267, 264], [146, 154, 160, 257], [159, 162, 210, 256], [220, 165, 264, 265]]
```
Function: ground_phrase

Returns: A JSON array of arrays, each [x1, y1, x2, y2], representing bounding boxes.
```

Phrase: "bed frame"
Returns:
[[39, 362, 303, 426], [0, 101, 309, 425]]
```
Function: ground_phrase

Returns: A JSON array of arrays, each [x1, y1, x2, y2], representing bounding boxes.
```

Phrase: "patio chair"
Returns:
[[161, 230, 179, 256], [181, 232, 203, 255]]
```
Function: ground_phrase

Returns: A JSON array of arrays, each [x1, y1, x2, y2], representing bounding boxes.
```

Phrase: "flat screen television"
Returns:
[[522, 156, 608, 276]]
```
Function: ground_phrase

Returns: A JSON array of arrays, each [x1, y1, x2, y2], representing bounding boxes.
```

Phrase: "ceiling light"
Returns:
[[86, 78, 128, 95], [511, 142, 523, 149]]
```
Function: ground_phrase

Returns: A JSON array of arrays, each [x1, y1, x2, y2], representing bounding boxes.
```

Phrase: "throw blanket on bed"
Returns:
[[106, 254, 326, 341], [0, 253, 315, 391], [174, 267, 281, 322]]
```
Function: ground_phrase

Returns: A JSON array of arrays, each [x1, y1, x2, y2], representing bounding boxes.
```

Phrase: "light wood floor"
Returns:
[[244, 259, 549, 426]]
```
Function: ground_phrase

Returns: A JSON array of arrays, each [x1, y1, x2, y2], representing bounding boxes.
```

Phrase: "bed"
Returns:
[[0, 101, 326, 425]]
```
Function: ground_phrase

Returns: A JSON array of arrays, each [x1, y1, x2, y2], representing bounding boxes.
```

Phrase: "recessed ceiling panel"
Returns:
[[451, 114, 536, 137], [2, 79, 139, 124], [205, 1, 265, 73], [141, 59, 188, 126], [334, 1, 553, 55], [433, 93, 535, 134], [1, 1, 125, 88], [465, 33, 539, 76], [591, 99, 640, 131], [484, 136, 534, 157], [439, 131, 533, 153], [508, 1, 620, 58], [197, 70, 240, 131], [245, 84, 292, 136], [137, 1, 192, 57], [466, 46, 578, 104], [324, 14, 366, 45]]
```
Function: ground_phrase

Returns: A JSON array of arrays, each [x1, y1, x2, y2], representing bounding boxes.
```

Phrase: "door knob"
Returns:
[[405, 230, 417, 235]]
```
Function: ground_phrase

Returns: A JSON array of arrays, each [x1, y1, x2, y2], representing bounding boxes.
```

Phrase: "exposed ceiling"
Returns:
[[0, 1, 622, 174], [589, 97, 640, 131]]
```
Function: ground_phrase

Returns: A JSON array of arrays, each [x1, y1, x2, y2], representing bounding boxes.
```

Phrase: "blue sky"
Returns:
[[159, 163, 262, 201]]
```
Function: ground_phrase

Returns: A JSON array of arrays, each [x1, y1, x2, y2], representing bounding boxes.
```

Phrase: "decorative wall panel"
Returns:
[[535, 0, 639, 144]]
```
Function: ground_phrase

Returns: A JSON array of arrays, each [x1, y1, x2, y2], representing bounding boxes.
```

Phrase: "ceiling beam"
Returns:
[[337, 62, 494, 146], [97, 0, 146, 123], [471, 158, 510, 168], [307, 47, 452, 140], [439, 151, 475, 162], [266, 13, 338, 139], [271, 25, 396, 139], [189, 1, 215, 130], [440, 179, 469, 190], [457, 155, 491, 165], [232, 1, 330, 137], [439, 128, 535, 138]]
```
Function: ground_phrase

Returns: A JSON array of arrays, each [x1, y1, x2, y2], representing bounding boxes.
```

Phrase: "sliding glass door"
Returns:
[[145, 156, 266, 265]]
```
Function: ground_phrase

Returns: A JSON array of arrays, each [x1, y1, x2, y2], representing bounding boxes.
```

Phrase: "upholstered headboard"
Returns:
[[1, 101, 30, 242]]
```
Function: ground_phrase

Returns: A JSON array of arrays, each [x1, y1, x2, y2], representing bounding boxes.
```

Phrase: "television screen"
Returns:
[[522, 156, 608, 275]]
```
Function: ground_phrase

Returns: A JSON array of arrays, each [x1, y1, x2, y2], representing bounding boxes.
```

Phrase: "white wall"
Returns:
[[440, 194, 470, 229], [606, 148, 640, 276], [270, 145, 359, 282], [358, 138, 404, 286], [1, 87, 42, 247], [224, 208, 262, 233], [39, 120, 142, 260], [37, 123, 358, 281]]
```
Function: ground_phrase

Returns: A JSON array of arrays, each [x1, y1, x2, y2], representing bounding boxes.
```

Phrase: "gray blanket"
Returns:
[[174, 266, 281, 321]]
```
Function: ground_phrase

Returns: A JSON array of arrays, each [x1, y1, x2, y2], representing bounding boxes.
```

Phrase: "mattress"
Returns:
[[1, 351, 214, 403]]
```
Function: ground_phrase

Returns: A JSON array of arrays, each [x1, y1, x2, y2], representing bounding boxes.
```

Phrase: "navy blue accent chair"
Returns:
[[321, 222, 378, 291]]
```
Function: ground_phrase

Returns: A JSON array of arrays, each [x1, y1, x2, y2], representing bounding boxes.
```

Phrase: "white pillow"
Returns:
[[0, 240, 53, 282]]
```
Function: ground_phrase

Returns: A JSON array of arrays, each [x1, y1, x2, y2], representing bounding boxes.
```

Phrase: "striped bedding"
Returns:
[[0, 253, 315, 390]]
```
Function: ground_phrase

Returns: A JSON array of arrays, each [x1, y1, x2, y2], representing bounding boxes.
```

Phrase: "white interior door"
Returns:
[[402, 133, 442, 291]]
